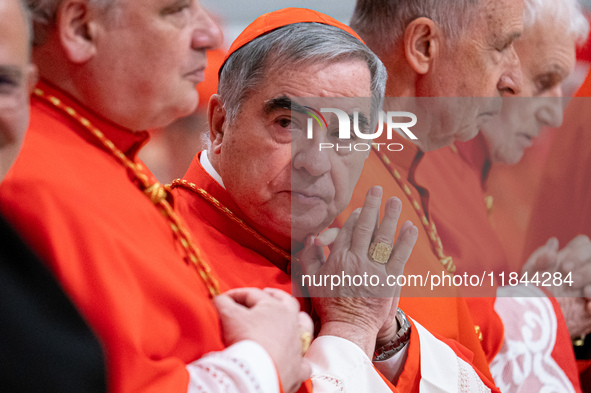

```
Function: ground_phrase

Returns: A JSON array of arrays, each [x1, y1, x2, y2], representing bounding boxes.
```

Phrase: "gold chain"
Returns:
[[170, 179, 292, 262], [33, 88, 221, 296], [373, 145, 456, 274]]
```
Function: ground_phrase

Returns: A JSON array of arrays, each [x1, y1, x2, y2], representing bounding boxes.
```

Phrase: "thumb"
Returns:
[[212, 294, 243, 319], [546, 237, 559, 253], [299, 235, 327, 277], [314, 228, 340, 249], [523, 238, 559, 274]]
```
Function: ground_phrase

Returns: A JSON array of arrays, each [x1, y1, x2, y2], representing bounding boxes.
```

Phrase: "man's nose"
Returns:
[[497, 47, 523, 96], [191, 6, 223, 51], [292, 137, 332, 177]]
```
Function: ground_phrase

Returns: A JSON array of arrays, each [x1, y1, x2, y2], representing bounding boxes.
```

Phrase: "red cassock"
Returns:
[[170, 156, 295, 295], [524, 71, 591, 257], [171, 151, 501, 393], [416, 134, 582, 392], [334, 133, 498, 384], [523, 71, 591, 388], [0, 80, 280, 393]]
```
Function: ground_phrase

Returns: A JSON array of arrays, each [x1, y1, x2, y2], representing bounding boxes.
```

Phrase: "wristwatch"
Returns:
[[373, 308, 411, 362]]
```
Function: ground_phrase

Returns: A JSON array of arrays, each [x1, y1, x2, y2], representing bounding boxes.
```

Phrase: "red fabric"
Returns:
[[196, 48, 225, 111], [483, 136, 555, 274], [333, 132, 496, 384], [416, 138, 510, 277], [174, 155, 313, 392], [576, 13, 591, 63], [173, 153, 296, 295], [524, 70, 591, 257], [576, 69, 591, 97], [417, 135, 582, 391], [414, 139, 508, 364], [220, 7, 364, 72], [580, 363, 591, 393], [0, 80, 236, 393]]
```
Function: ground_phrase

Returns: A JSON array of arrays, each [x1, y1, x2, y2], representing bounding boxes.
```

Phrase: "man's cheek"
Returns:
[[0, 110, 25, 147]]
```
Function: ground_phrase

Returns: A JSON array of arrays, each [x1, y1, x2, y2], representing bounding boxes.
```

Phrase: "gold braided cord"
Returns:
[[373, 145, 456, 274], [170, 179, 292, 262], [34, 88, 221, 296]]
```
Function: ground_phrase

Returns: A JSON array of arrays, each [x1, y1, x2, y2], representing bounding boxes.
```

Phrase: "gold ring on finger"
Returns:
[[369, 242, 392, 264], [300, 331, 312, 355]]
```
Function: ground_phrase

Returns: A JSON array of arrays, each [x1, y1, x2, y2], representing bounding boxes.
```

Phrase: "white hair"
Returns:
[[523, 0, 589, 46]]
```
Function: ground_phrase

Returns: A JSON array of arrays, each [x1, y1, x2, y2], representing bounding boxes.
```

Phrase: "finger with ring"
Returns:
[[300, 331, 312, 355], [369, 242, 393, 264]]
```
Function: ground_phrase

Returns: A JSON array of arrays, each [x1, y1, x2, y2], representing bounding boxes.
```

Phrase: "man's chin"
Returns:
[[498, 150, 524, 166], [456, 126, 479, 142]]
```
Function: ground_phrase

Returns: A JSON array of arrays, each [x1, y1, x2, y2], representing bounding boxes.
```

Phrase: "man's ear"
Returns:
[[208, 94, 227, 155], [57, 0, 99, 63], [403, 17, 439, 75]]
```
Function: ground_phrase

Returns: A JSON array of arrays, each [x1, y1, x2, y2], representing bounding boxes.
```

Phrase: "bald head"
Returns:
[[0, 0, 37, 181]]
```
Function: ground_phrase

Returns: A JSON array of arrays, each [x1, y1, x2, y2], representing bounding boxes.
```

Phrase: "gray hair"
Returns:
[[523, 0, 589, 46], [350, 0, 479, 56], [218, 22, 387, 126], [25, 0, 116, 45]]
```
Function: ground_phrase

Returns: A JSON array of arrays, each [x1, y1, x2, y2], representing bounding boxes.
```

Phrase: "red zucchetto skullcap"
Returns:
[[220, 7, 365, 75]]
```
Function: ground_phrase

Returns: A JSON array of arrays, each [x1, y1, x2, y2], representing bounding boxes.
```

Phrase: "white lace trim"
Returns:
[[413, 319, 491, 393], [186, 341, 278, 393], [491, 285, 576, 393]]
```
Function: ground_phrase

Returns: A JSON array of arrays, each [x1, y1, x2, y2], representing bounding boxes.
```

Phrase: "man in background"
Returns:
[[0, 0, 106, 391], [339, 0, 523, 383], [416, 0, 590, 390], [346, 0, 583, 390]]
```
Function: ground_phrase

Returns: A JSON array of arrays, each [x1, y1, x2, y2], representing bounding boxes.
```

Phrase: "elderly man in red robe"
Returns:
[[172, 6, 508, 393], [522, 70, 591, 389], [413, 0, 590, 390], [0, 1, 319, 392], [333, 0, 525, 386], [525, 73, 591, 257]]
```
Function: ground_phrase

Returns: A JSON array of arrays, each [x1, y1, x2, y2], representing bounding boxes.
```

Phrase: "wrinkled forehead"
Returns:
[[466, 0, 524, 38], [255, 63, 373, 116], [0, 0, 29, 65], [265, 58, 372, 94], [516, 22, 577, 80]]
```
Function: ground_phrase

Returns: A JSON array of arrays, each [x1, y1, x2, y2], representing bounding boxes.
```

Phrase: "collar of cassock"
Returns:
[[219, 7, 366, 75], [35, 78, 150, 161]]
